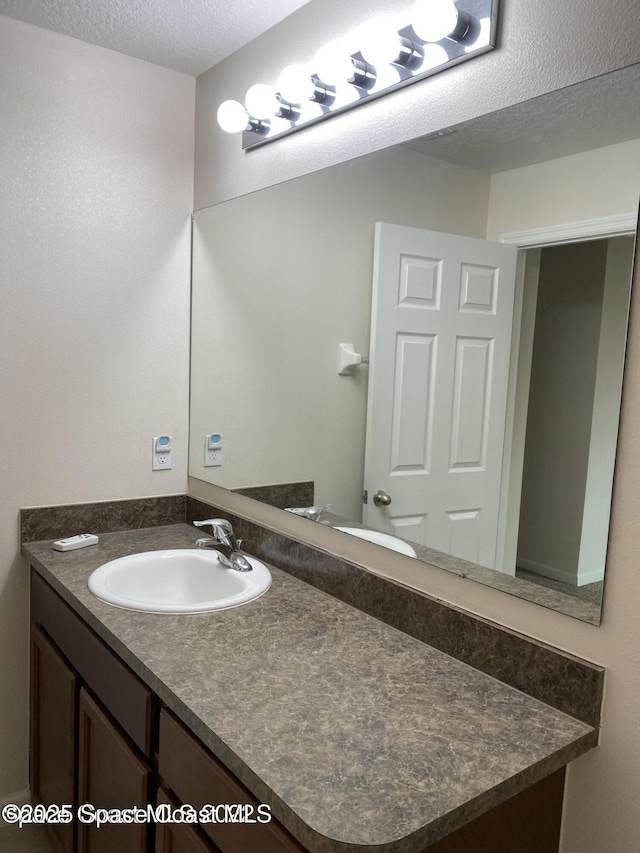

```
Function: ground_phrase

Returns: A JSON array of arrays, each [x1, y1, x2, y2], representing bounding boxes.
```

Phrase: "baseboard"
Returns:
[[575, 569, 605, 586], [518, 557, 604, 588], [517, 557, 577, 586]]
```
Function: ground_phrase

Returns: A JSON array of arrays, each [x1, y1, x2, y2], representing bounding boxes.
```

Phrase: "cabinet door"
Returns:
[[30, 625, 78, 853], [77, 688, 152, 853], [155, 788, 219, 853]]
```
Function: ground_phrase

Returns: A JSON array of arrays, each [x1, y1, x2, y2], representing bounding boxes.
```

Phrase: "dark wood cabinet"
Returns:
[[421, 768, 565, 853], [30, 572, 154, 853], [30, 571, 154, 755], [77, 688, 152, 853], [29, 568, 565, 853]]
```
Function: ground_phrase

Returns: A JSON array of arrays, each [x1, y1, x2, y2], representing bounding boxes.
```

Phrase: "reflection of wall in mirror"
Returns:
[[190, 138, 640, 524], [190, 144, 492, 515], [517, 237, 634, 587]]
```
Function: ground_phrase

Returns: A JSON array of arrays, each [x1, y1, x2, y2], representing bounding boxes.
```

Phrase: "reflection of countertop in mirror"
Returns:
[[24, 524, 599, 852], [323, 512, 602, 625]]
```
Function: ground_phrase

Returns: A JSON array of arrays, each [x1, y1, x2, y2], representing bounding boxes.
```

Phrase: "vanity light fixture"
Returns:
[[216, 0, 498, 149]]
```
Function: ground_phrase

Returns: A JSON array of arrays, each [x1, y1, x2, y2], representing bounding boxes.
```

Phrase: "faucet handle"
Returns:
[[193, 518, 239, 549]]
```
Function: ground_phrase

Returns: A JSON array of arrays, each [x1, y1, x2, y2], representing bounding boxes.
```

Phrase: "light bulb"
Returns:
[[244, 84, 278, 120], [359, 18, 403, 67], [411, 0, 459, 42], [464, 17, 491, 52], [422, 44, 449, 69], [216, 100, 248, 133], [277, 64, 315, 103], [314, 40, 355, 85]]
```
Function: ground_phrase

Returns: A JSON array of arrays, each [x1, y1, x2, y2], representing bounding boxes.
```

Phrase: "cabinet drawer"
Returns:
[[159, 709, 306, 853], [31, 570, 154, 756]]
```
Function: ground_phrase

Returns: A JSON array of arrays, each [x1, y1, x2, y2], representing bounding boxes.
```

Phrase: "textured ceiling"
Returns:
[[0, 0, 312, 76], [405, 64, 640, 172]]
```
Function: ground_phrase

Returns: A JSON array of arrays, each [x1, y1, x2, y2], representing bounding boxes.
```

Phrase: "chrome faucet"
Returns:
[[193, 519, 252, 572], [284, 504, 331, 523]]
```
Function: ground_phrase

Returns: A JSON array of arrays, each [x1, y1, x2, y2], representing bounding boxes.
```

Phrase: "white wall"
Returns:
[[192, 1, 640, 851], [0, 16, 194, 800]]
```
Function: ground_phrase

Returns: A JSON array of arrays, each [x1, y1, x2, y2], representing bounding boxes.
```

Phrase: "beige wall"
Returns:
[[194, 0, 640, 208], [0, 16, 194, 800], [516, 238, 634, 588], [517, 241, 607, 582], [190, 139, 640, 526], [190, 146, 490, 518], [2, 0, 639, 849], [193, 1, 640, 851], [486, 139, 640, 239]]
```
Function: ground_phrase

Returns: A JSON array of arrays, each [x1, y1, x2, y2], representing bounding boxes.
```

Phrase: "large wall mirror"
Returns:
[[190, 64, 640, 625]]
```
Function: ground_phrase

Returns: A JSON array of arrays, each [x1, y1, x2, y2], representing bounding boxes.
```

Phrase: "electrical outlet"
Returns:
[[152, 436, 172, 470], [205, 447, 222, 466], [204, 434, 223, 467]]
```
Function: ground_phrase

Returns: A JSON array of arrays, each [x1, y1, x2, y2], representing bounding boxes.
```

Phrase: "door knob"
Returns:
[[373, 490, 392, 507]]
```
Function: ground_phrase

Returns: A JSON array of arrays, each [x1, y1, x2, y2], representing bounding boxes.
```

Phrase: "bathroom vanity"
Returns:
[[23, 511, 602, 853]]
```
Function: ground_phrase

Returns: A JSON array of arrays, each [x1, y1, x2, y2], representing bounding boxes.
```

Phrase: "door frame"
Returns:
[[499, 212, 638, 250], [497, 211, 638, 576]]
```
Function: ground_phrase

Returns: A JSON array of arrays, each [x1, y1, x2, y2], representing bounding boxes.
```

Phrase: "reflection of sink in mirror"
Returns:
[[335, 527, 417, 558], [88, 550, 271, 613]]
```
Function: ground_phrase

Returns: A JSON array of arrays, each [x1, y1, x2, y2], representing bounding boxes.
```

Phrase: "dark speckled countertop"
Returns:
[[23, 524, 597, 853]]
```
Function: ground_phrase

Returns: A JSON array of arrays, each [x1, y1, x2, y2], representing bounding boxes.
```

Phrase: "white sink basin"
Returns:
[[335, 527, 417, 558], [88, 549, 271, 614]]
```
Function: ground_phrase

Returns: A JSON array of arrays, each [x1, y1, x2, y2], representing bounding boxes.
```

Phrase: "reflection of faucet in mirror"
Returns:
[[284, 505, 332, 523], [193, 519, 253, 572]]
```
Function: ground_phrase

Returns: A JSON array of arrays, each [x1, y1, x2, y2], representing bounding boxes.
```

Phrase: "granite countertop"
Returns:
[[23, 524, 597, 853]]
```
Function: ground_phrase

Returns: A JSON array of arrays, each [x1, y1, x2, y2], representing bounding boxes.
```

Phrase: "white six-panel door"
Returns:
[[363, 223, 519, 570]]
